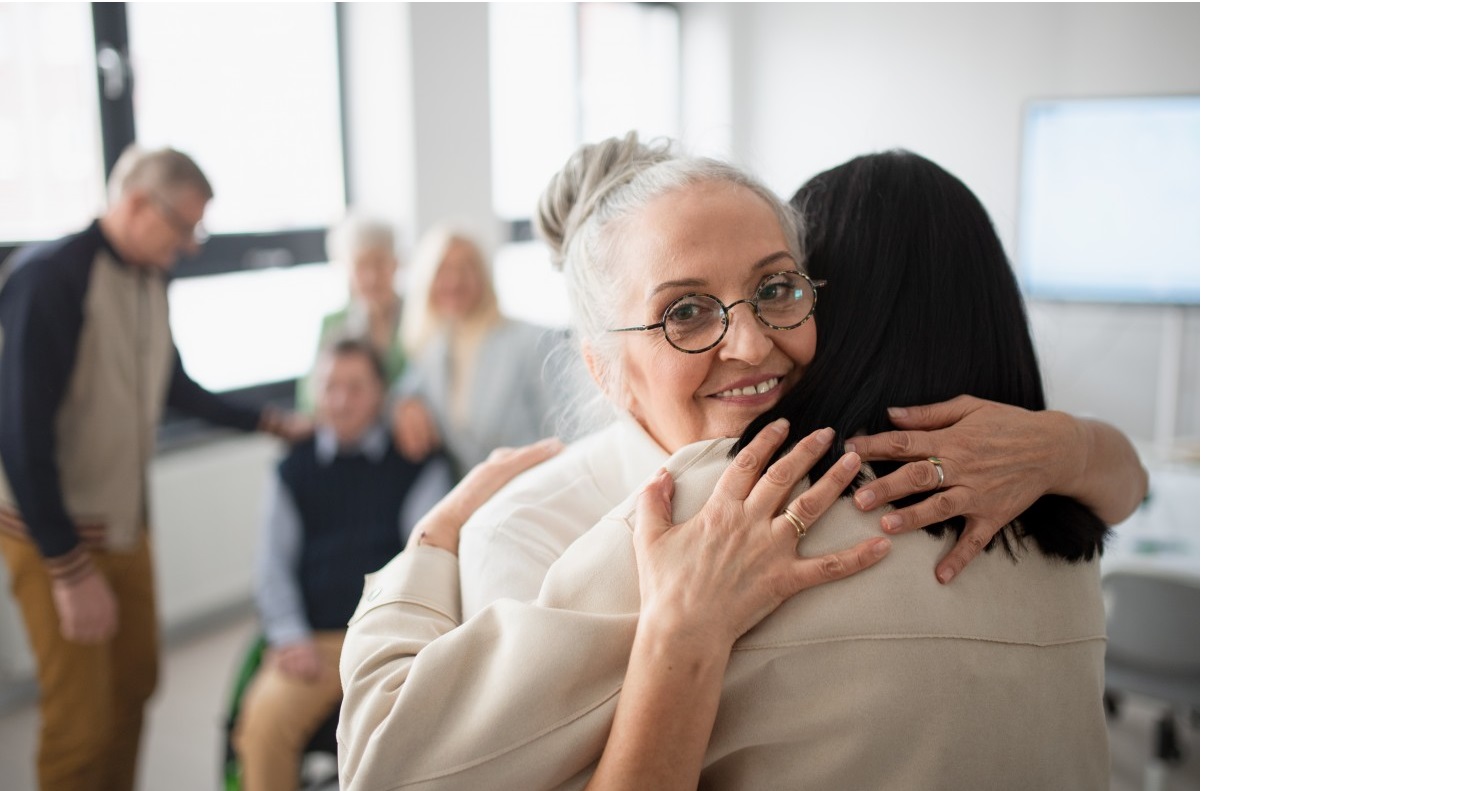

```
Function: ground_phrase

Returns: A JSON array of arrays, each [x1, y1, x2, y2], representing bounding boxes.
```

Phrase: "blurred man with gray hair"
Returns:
[[0, 145, 310, 791]]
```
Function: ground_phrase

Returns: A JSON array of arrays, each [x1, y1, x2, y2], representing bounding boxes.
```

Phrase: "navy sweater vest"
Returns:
[[277, 437, 429, 631]]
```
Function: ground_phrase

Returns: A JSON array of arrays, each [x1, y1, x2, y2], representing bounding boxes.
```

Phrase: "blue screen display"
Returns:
[[1016, 96, 1200, 304]]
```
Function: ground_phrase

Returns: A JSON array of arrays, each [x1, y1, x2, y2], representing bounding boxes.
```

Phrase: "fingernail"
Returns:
[[816, 427, 835, 445], [888, 406, 908, 419], [872, 538, 891, 556], [855, 490, 875, 509], [881, 513, 904, 532], [843, 441, 856, 453], [770, 418, 790, 435], [841, 451, 860, 471], [937, 567, 954, 584]]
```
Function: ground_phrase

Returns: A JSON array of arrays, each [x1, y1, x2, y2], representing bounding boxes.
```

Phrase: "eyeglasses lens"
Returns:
[[662, 272, 816, 352], [753, 272, 811, 327], [663, 296, 723, 350]]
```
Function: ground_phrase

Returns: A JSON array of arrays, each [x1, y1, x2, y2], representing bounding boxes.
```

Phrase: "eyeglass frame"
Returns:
[[607, 269, 827, 354], [148, 192, 210, 247]]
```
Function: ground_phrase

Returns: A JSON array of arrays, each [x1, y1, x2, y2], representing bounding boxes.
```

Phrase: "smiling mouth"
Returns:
[[711, 376, 782, 398]]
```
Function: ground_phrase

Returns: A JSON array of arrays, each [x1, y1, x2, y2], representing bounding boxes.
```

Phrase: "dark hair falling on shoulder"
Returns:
[[734, 150, 1108, 562]]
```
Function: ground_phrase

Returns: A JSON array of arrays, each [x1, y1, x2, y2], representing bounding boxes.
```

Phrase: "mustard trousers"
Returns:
[[231, 630, 346, 791], [0, 531, 160, 791]]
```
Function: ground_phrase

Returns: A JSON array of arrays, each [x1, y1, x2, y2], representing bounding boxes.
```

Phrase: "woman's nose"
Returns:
[[717, 304, 772, 364]]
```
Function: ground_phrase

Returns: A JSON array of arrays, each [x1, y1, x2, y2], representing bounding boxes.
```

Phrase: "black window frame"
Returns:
[[1, 4, 353, 440], [497, 1, 683, 245]]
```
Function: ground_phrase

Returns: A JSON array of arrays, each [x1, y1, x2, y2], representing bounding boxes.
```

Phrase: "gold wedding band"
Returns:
[[928, 456, 945, 489], [782, 507, 809, 539]]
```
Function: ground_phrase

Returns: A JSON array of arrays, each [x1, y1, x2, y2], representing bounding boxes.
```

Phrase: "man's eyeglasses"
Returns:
[[149, 193, 210, 246], [609, 270, 825, 354]]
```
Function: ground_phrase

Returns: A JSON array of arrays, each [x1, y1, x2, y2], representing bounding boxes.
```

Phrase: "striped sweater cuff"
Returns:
[[45, 545, 98, 586]]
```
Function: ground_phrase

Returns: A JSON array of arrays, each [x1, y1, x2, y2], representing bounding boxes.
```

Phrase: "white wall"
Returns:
[[342, 3, 498, 248], [692, 2, 1201, 447], [0, 0, 1201, 690], [148, 436, 280, 628]]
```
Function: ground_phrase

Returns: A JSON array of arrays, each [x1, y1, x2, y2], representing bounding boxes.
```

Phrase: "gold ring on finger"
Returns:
[[928, 456, 945, 490], [782, 507, 809, 539]]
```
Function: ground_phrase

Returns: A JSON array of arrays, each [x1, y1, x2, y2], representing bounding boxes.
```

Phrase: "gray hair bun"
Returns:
[[535, 131, 674, 271]]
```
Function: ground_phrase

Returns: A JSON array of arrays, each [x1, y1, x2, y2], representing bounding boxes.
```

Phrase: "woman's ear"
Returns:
[[581, 338, 611, 398]]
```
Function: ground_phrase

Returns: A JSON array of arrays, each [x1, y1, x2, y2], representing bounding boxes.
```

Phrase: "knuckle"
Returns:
[[888, 431, 914, 454], [819, 555, 848, 580], [928, 491, 957, 516], [763, 462, 796, 487], [788, 498, 819, 523], [731, 448, 760, 472], [962, 526, 991, 553], [908, 463, 936, 488]]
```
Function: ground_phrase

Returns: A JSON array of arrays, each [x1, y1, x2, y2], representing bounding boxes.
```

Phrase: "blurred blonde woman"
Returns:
[[391, 223, 562, 477]]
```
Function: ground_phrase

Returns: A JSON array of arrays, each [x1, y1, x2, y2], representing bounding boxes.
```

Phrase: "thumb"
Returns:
[[634, 468, 676, 538], [888, 395, 983, 430]]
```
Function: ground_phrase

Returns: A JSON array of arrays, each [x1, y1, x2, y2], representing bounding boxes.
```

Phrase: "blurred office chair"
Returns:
[[1102, 566, 1200, 791]]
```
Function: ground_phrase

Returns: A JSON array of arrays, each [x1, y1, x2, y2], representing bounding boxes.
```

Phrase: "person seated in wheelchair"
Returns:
[[232, 338, 451, 790]]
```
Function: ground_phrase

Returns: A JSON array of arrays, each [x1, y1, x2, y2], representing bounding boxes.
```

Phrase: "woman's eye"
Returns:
[[666, 301, 708, 325], [758, 282, 794, 302]]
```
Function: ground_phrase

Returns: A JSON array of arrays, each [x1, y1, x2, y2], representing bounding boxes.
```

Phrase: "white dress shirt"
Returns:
[[457, 417, 667, 613]]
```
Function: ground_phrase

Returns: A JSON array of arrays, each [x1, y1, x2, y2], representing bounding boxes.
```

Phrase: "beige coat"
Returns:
[[339, 437, 1108, 790]]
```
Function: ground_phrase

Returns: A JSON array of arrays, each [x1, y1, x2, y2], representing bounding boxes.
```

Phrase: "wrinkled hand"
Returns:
[[633, 420, 891, 648], [844, 395, 1085, 584], [391, 397, 441, 463], [52, 569, 118, 644], [408, 437, 565, 554], [271, 640, 323, 683]]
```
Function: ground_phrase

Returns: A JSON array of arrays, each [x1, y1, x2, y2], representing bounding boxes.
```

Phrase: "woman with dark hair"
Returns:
[[745, 149, 1109, 562]]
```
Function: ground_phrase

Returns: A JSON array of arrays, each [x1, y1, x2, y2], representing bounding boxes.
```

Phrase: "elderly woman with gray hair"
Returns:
[[338, 134, 1145, 789], [297, 216, 407, 412]]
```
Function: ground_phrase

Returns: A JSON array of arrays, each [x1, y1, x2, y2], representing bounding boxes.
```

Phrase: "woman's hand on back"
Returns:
[[843, 395, 1089, 584], [632, 419, 892, 648], [408, 437, 564, 555]]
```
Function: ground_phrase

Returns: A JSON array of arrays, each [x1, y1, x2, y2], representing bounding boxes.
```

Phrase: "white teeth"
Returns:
[[715, 377, 780, 398]]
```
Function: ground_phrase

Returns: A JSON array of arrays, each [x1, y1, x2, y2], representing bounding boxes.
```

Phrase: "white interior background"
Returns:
[[0, 1, 1201, 700]]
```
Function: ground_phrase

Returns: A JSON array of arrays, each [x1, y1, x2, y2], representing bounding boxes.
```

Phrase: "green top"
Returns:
[[296, 303, 408, 413]]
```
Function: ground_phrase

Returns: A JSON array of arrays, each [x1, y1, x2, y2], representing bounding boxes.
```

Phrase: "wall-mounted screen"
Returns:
[[1016, 96, 1200, 304]]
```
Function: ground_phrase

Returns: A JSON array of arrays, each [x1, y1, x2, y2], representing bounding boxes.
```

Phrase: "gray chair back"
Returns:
[[1103, 567, 1200, 696]]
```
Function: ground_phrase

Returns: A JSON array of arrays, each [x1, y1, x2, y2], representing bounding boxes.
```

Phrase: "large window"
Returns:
[[128, 3, 346, 236], [125, 3, 348, 394], [488, 2, 680, 330], [488, 2, 680, 223], [1, 3, 348, 404], [0, 3, 106, 243], [5, 3, 681, 402]]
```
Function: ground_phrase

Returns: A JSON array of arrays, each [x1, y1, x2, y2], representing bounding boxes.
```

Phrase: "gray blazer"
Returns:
[[397, 319, 567, 475]]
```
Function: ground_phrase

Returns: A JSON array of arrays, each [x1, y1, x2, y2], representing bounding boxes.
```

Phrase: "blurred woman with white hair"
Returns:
[[298, 216, 408, 411]]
